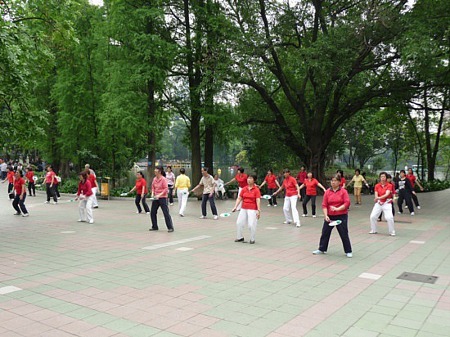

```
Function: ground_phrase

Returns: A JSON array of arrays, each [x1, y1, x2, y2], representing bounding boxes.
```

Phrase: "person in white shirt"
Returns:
[[214, 174, 225, 199]]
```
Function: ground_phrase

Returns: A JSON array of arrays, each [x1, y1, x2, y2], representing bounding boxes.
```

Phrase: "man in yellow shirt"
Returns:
[[174, 168, 191, 217]]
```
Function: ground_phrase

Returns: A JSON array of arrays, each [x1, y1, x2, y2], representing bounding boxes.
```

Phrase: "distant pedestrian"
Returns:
[[347, 169, 370, 205], [225, 167, 248, 211], [299, 172, 327, 218], [128, 171, 150, 214], [174, 168, 191, 217], [406, 168, 424, 209], [2, 167, 15, 199], [75, 171, 94, 224], [44, 165, 58, 204], [166, 166, 175, 205], [0, 159, 7, 180], [149, 166, 175, 232], [396, 170, 414, 215], [258, 169, 280, 207], [191, 167, 218, 220], [296, 166, 307, 201], [313, 174, 352, 258], [25, 167, 36, 197], [337, 170, 346, 188], [85, 164, 99, 208], [12, 170, 29, 217]]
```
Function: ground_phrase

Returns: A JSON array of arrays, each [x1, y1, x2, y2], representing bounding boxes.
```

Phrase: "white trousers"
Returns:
[[177, 188, 189, 215], [91, 187, 98, 207], [79, 195, 94, 222], [236, 209, 257, 241], [236, 187, 243, 210], [283, 195, 300, 225], [370, 202, 395, 234]]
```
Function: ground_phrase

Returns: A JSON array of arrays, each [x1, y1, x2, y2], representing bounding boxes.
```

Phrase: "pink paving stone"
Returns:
[[188, 314, 220, 327], [9, 303, 42, 315], [166, 321, 205, 336], [2, 316, 36, 330], [60, 320, 98, 334], [179, 292, 206, 302], [142, 314, 178, 329], [88, 300, 121, 312], [12, 321, 53, 336], [40, 314, 78, 328], [78, 287, 105, 296], [81, 326, 118, 337], [0, 299, 28, 310], [194, 327, 234, 337], [275, 323, 311, 337], [26, 308, 60, 322]]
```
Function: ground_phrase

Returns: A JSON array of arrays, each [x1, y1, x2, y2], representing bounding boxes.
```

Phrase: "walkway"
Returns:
[[0, 184, 449, 337]]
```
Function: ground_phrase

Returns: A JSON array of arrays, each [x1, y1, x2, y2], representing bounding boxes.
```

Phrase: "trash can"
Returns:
[[100, 177, 110, 200]]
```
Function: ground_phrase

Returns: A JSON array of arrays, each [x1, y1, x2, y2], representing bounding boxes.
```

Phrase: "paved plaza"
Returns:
[[0, 183, 449, 337]]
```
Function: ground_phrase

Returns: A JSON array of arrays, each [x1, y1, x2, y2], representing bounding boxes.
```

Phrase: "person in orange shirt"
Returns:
[[25, 167, 36, 197], [259, 169, 280, 207], [44, 165, 58, 204], [299, 172, 327, 218], [273, 169, 301, 228], [232, 175, 261, 244], [2, 167, 15, 199], [225, 167, 248, 210], [128, 171, 150, 214]]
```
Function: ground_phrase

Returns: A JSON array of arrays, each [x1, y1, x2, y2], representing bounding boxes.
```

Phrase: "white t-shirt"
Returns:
[[0, 163, 7, 172]]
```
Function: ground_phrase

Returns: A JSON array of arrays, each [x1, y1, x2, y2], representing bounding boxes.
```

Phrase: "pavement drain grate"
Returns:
[[397, 272, 438, 284]]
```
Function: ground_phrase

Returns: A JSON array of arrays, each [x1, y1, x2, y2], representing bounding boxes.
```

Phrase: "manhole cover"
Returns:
[[397, 272, 438, 284]]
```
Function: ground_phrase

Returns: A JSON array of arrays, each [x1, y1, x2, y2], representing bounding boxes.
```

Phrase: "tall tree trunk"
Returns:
[[146, 80, 157, 185], [204, 124, 214, 174]]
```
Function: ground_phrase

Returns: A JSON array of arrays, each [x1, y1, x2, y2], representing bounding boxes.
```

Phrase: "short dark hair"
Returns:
[[379, 171, 388, 178], [400, 169, 406, 174], [137, 171, 145, 179], [238, 167, 245, 173], [180, 168, 185, 174], [283, 168, 290, 173], [79, 171, 88, 180], [331, 173, 342, 181], [355, 169, 360, 174]]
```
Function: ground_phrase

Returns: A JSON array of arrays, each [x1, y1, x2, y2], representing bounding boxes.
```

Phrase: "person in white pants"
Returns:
[[232, 175, 261, 244], [369, 172, 395, 236], [85, 164, 99, 208], [273, 169, 301, 227], [75, 171, 94, 224], [174, 168, 191, 217]]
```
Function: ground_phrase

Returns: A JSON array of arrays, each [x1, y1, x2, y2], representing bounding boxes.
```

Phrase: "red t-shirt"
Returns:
[[389, 182, 396, 195], [296, 171, 307, 184], [135, 178, 148, 194], [7, 171, 15, 183], [304, 178, 319, 196], [25, 171, 34, 182], [406, 174, 416, 187], [77, 180, 93, 196], [340, 177, 346, 188], [265, 174, 277, 189], [239, 185, 261, 210], [283, 176, 298, 197], [14, 177, 26, 195], [45, 171, 55, 184], [374, 183, 393, 203], [236, 174, 248, 188], [88, 174, 97, 188], [322, 188, 350, 216]]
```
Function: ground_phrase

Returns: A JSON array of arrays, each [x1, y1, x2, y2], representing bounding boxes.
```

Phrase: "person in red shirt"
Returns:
[[299, 172, 327, 218], [44, 165, 58, 204], [128, 171, 150, 214], [2, 167, 16, 199], [232, 175, 261, 244], [370, 172, 395, 236], [296, 166, 307, 201], [150, 166, 174, 232], [378, 174, 396, 221], [313, 174, 352, 257], [407, 168, 424, 209], [225, 167, 248, 210], [54, 173, 61, 200], [12, 170, 29, 217], [337, 170, 346, 188], [25, 167, 36, 197], [273, 169, 301, 227], [259, 169, 280, 207], [75, 171, 94, 223]]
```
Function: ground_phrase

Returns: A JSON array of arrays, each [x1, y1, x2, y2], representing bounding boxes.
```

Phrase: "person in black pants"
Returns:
[[259, 169, 280, 207], [25, 167, 36, 196], [12, 170, 29, 217], [149, 166, 174, 232], [396, 170, 414, 215], [128, 171, 150, 214]]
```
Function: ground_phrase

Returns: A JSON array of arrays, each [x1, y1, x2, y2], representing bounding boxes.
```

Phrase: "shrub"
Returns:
[[420, 180, 450, 192]]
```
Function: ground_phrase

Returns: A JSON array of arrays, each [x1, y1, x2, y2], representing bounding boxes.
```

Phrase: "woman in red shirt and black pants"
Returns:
[[313, 174, 353, 258], [259, 169, 280, 207], [12, 171, 29, 217]]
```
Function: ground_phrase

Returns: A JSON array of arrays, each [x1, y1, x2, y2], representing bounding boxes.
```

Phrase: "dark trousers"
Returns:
[[135, 194, 150, 213], [302, 195, 316, 215], [12, 194, 28, 214], [318, 214, 352, 253], [168, 186, 174, 204], [201, 193, 218, 216], [268, 188, 277, 205], [46, 183, 57, 202], [411, 192, 420, 207], [54, 184, 60, 198], [150, 197, 174, 230], [397, 190, 414, 213], [8, 183, 13, 194], [28, 182, 36, 196], [299, 186, 306, 201]]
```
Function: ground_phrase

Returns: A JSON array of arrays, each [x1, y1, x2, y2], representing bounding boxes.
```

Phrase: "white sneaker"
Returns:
[[88, 220, 94, 224], [77, 219, 84, 222], [411, 212, 415, 216], [267, 204, 272, 207], [273, 204, 278, 207], [312, 215, 317, 218], [312, 250, 324, 255], [417, 206, 421, 210], [170, 203, 174, 206], [22, 213, 29, 217], [295, 222, 301, 228], [199, 216, 206, 219], [146, 212, 150, 214], [390, 231, 396, 236], [213, 215, 219, 220], [346, 253, 353, 258], [397, 211, 402, 215], [44, 201, 49, 204], [283, 221, 292, 224], [52, 201, 58, 205], [136, 211, 141, 214], [369, 230, 377, 234], [302, 214, 307, 217]]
